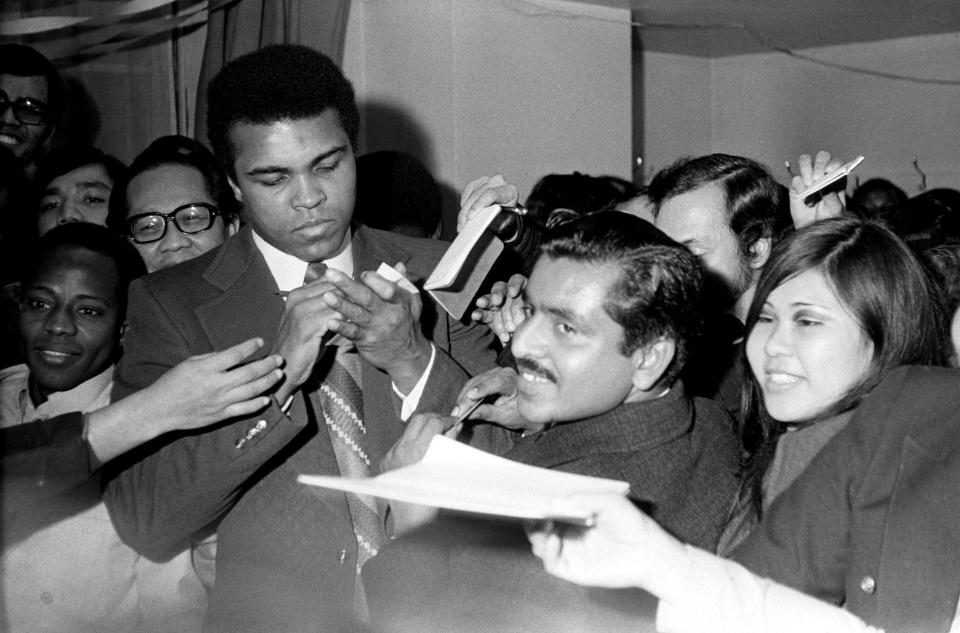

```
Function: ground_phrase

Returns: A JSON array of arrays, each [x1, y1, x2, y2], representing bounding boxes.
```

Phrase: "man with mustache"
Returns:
[[365, 212, 739, 633]]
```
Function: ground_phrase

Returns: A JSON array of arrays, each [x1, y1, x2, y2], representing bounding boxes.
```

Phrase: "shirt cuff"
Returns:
[[81, 413, 102, 473], [392, 343, 437, 421]]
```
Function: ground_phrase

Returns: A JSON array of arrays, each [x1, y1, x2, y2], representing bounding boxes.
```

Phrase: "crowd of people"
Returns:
[[2, 39, 960, 633]]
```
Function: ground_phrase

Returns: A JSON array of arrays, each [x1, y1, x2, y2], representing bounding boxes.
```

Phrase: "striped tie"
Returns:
[[304, 262, 386, 616]]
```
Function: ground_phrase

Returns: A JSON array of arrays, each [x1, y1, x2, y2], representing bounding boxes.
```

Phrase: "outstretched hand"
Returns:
[[527, 493, 685, 594], [145, 337, 284, 433], [380, 412, 460, 473]]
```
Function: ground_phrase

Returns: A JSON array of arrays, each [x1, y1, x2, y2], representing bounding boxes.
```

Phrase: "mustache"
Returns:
[[515, 357, 558, 383]]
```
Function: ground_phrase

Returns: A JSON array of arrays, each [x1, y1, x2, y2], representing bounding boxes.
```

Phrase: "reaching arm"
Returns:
[[88, 338, 282, 465], [102, 280, 303, 560], [528, 493, 882, 633]]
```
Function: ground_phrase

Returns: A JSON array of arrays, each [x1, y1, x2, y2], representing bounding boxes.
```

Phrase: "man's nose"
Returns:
[[510, 317, 541, 360], [158, 224, 192, 252], [45, 306, 77, 336], [291, 174, 326, 209], [57, 200, 86, 225], [0, 102, 19, 126]]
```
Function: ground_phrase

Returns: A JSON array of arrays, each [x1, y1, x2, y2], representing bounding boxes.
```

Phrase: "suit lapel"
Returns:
[[351, 224, 411, 276], [196, 227, 286, 353]]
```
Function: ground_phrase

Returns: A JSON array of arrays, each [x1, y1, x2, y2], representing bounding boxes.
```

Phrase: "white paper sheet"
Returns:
[[298, 435, 629, 525]]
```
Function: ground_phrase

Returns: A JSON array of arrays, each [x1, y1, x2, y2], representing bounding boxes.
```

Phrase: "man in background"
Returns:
[[0, 44, 63, 177], [647, 154, 790, 413]]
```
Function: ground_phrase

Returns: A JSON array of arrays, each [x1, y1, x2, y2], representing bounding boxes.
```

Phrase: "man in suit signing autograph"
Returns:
[[103, 44, 496, 633]]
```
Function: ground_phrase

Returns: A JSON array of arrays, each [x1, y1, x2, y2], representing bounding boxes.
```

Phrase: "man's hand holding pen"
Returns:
[[321, 264, 432, 395], [454, 366, 540, 434], [271, 279, 344, 404]]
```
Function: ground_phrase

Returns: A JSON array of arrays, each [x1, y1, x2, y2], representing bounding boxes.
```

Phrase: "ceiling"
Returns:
[[582, 0, 960, 57]]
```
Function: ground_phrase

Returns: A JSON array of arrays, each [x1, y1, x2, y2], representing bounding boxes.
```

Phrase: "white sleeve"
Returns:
[[391, 343, 437, 421], [656, 545, 883, 633]]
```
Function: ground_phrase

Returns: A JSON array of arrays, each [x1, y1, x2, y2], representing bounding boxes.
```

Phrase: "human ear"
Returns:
[[749, 237, 772, 270], [225, 215, 240, 237], [228, 177, 243, 204], [630, 338, 676, 393]]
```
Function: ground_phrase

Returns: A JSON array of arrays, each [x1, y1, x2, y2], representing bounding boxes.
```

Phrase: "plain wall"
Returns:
[[342, 0, 633, 232], [643, 32, 960, 191]]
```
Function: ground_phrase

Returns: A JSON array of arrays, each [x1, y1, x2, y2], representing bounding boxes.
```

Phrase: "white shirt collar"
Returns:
[[251, 229, 354, 291]]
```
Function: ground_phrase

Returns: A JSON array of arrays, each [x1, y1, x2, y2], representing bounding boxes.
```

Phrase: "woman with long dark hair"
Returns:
[[719, 216, 948, 552]]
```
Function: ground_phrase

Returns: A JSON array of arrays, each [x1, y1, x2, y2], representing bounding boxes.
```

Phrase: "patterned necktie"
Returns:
[[303, 262, 386, 616]]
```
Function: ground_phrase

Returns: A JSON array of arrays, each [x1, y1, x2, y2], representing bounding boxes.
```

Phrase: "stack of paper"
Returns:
[[298, 435, 629, 526]]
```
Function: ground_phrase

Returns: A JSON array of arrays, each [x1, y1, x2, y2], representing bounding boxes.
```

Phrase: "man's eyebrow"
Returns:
[[310, 145, 347, 168], [245, 145, 348, 177], [42, 180, 111, 196], [76, 181, 112, 190], [544, 304, 585, 327], [23, 284, 113, 304], [245, 164, 289, 177], [75, 294, 114, 305]]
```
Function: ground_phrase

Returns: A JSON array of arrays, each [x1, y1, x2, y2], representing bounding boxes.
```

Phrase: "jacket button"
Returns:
[[860, 575, 876, 594], [338, 549, 347, 564]]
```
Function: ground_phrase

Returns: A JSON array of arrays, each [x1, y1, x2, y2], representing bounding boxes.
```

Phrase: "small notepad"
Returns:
[[424, 205, 506, 319]]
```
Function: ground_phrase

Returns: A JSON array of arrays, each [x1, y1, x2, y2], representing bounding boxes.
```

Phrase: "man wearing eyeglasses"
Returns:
[[108, 135, 240, 272], [0, 44, 64, 176]]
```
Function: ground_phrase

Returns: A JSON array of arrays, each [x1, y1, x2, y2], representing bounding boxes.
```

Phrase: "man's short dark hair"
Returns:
[[206, 44, 359, 178], [648, 154, 790, 262], [541, 211, 702, 386], [24, 222, 146, 319], [108, 135, 239, 233], [0, 44, 65, 122]]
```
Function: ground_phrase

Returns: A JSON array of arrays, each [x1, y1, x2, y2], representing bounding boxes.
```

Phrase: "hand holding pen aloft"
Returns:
[[789, 151, 849, 228]]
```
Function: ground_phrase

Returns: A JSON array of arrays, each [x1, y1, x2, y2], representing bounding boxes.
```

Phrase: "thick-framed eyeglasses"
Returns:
[[0, 92, 50, 126], [126, 202, 220, 244]]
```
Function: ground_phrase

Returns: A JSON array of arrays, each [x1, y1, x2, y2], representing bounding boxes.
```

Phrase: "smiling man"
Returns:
[[0, 44, 64, 176], [102, 45, 496, 633], [466, 212, 738, 547], [0, 223, 210, 633], [364, 213, 740, 633]]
